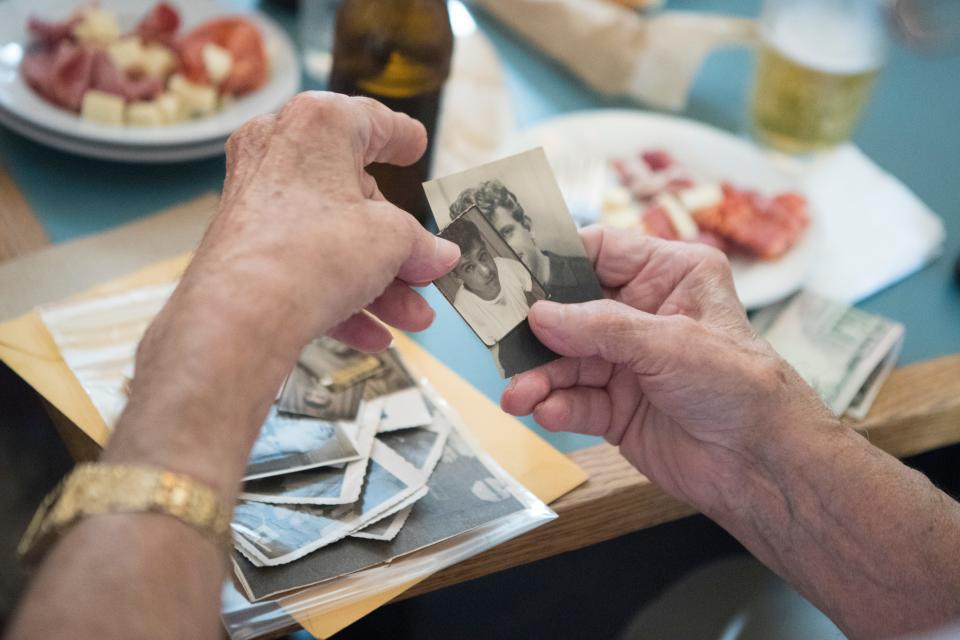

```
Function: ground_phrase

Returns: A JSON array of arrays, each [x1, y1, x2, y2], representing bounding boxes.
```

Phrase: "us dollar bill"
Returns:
[[752, 291, 905, 418]]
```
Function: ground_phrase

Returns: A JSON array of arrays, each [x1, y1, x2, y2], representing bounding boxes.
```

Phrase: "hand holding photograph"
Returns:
[[425, 148, 603, 376]]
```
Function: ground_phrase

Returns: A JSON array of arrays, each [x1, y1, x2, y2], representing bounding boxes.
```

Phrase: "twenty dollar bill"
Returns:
[[753, 291, 905, 418]]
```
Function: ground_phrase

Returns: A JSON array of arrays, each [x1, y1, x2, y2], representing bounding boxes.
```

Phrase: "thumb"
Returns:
[[372, 201, 461, 285], [528, 299, 682, 374]]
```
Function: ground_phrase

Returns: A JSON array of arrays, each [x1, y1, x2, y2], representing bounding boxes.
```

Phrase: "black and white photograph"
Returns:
[[375, 412, 450, 477], [424, 147, 603, 306], [231, 440, 426, 568], [434, 206, 547, 349], [241, 464, 356, 507], [276, 337, 376, 421], [244, 408, 360, 481], [378, 387, 433, 432], [232, 427, 528, 601], [241, 398, 382, 505], [361, 348, 414, 399], [364, 349, 434, 431], [425, 148, 603, 376], [349, 413, 452, 540], [350, 504, 415, 542]]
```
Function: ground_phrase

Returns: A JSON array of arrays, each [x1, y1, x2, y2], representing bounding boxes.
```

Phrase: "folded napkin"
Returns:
[[775, 145, 946, 303], [471, 0, 755, 110]]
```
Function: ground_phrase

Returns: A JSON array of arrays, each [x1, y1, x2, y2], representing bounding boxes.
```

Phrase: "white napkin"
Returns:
[[775, 145, 945, 303]]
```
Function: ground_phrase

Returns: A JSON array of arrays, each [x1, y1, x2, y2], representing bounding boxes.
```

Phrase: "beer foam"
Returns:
[[762, 3, 885, 75]]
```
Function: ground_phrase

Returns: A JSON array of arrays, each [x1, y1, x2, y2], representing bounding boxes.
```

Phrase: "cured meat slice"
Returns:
[[134, 2, 180, 46], [641, 149, 673, 172], [47, 42, 97, 111], [27, 15, 79, 47], [693, 184, 810, 260]]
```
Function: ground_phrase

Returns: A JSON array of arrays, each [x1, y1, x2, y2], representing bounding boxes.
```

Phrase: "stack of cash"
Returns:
[[230, 337, 532, 602], [753, 291, 905, 420]]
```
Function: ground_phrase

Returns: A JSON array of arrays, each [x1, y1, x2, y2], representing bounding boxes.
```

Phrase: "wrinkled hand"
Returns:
[[198, 91, 460, 352], [119, 93, 459, 490], [501, 227, 832, 514]]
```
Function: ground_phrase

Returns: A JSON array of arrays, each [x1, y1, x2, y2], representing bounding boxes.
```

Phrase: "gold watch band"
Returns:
[[18, 463, 233, 565]]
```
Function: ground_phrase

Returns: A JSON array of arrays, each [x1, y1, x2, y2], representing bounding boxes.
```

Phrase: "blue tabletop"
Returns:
[[1, 0, 958, 453]]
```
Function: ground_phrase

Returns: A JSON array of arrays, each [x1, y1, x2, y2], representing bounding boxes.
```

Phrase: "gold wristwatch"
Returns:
[[18, 463, 233, 565]]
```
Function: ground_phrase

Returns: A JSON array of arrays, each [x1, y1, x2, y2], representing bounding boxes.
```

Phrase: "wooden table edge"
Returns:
[[43, 353, 960, 636]]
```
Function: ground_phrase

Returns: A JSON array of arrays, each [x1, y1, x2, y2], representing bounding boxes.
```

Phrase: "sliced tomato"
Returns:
[[177, 17, 267, 95]]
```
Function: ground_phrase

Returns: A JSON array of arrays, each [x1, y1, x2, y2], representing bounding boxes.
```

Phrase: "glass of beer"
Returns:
[[750, 0, 887, 153]]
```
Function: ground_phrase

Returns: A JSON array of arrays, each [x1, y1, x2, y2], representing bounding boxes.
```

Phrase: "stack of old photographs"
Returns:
[[230, 337, 535, 602]]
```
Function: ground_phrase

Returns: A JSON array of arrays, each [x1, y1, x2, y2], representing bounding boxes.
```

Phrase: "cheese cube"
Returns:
[[81, 90, 125, 125], [140, 44, 177, 78], [155, 93, 183, 123], [168, 74, 218, 117], [218, 93, 235, 112], [126, 101, 163, 127], [655, 193, 699, 241], [73, 9, 121, 47], [677, 183, 724, 213], [202, 43, 234, 86], [107, 37, 144, 72]]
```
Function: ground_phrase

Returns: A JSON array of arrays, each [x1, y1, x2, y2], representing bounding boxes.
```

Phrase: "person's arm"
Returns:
[[7, 93, 459, 640], [502, 227, 960, 639]]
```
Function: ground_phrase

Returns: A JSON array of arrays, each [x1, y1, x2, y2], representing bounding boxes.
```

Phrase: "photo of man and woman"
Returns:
[[425, 148, 603, 376]]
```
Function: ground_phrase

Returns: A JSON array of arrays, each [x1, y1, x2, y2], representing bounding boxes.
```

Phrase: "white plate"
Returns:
[[0, 0, 299, 154], [0, 104, 226, 161], [505, 110, 820, 310]]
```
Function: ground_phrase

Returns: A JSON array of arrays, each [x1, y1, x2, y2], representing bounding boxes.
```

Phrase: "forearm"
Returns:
[[9, 270, 297, 640], [712, 418, 960, 638], [8, 513, 227, 639]]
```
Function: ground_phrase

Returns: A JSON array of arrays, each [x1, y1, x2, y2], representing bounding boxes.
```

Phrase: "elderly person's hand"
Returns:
[[501, 226, 833, 515], [110, 93, 459, 495], [196, 91, 458, 352], [9, 93, 462, 640]]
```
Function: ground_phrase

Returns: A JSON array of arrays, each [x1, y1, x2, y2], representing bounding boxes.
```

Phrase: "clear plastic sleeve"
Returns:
[[221, 378, 557, 639]]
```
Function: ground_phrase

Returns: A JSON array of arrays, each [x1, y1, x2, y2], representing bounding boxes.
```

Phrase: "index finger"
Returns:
[[351, 96, 428, 167]]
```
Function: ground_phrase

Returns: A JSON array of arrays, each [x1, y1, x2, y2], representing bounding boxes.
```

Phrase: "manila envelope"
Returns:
[[0, 253, 588, 638]]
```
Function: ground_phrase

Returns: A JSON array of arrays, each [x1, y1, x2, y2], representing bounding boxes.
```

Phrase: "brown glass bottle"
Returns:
[[328, 0, 453, 227]]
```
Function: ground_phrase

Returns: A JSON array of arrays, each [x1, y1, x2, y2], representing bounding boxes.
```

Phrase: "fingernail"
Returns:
[[435, 237, 460, 268], [532, 300, 564, 330]]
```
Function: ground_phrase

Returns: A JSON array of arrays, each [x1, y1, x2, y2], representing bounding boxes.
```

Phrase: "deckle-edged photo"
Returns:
[[231, 440, 426, 568], [364, 349, 433, 432], [241, 400, 382, 505], [348, 411, 452, 541], [244, 408, 360, 481], [424, 147, 603, 306], [232, 425, 529, 601], [276, 337, 377, 421]]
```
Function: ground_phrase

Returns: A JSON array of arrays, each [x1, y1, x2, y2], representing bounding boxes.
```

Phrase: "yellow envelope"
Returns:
[[0, 254, 587, 638]]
